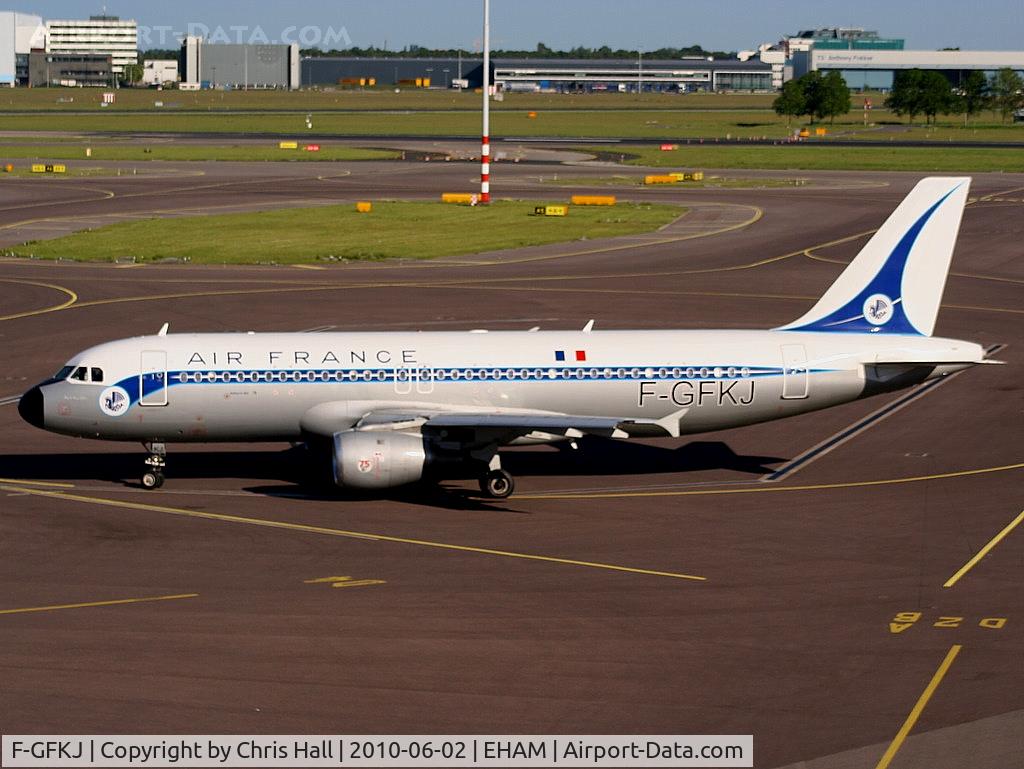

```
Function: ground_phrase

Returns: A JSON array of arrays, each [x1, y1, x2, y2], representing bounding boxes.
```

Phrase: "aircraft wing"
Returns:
[[301, 401, 687, 445], [423, 411, 686, 440]]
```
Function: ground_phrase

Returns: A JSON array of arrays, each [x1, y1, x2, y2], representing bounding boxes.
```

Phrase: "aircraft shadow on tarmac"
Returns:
[[0, 440, 781, 507]]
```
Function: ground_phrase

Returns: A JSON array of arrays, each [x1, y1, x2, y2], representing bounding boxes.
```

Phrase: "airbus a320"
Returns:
[[19, 177, 996, 498]]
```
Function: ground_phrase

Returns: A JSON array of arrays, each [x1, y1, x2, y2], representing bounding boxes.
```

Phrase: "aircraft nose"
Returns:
[[18, 385, 44, 429]]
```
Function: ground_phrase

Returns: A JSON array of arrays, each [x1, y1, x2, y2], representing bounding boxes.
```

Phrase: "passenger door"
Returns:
[[139, 350, 168, 406], [780, 344, 809, 400]]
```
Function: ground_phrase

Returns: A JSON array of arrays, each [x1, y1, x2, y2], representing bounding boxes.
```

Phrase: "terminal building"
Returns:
[[302, 56, 774, 92], [783, 27, 904, 57], [793, 48, 1024, 90], [782, 26, 1024, 90]]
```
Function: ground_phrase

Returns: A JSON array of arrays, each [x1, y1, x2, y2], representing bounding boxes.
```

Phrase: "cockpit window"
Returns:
[[91, 368, 104, 383], [54, 365, 75, 380], [70, 366, 88, 381]]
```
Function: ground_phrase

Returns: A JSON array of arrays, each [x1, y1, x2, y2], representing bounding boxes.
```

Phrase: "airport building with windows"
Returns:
[[493, 58, 772, 92], [28, 50, 112, 87], [44, 15, 137, 74], [302, 56, 774, 92]]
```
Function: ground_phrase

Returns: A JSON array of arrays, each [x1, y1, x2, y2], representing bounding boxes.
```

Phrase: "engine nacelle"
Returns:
[[332, 430, 427, 489]]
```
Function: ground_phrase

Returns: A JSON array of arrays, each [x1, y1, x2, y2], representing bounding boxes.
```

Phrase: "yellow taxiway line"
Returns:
[[516, 462, 1024, 500], [0, 593, 198, 616], [0, 477, 75, 488], [943, 508, 1024, 588], [0, 484, 706, 583], [0, 278, 79, 321], [874, 644, 962, 769]]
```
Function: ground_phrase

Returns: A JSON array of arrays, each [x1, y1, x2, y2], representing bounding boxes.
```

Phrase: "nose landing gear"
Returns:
[[141, 442, 166, 489]]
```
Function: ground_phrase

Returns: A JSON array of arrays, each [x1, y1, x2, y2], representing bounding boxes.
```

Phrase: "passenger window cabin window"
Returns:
[[70, 367, 88, 381], [91, 368, 103, 383]]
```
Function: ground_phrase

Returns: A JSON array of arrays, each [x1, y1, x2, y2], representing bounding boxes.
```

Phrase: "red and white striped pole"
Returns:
[[480, 0, 491, 204]]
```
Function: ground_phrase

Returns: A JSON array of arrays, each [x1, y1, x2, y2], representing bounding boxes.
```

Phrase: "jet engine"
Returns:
[[332, 430, 427, 489]]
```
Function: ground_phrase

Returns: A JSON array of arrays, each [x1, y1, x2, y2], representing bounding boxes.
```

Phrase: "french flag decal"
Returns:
[[555, 350, 587, 362]]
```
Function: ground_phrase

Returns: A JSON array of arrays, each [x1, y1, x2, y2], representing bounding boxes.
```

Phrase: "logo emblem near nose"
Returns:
[[99, 386, 131, 416]]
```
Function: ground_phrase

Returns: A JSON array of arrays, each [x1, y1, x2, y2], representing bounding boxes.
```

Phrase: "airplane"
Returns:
[[18, 177, 998, 498]]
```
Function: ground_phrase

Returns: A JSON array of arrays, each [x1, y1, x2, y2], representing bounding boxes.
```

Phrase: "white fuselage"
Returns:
[[35, 329, 982, 443]]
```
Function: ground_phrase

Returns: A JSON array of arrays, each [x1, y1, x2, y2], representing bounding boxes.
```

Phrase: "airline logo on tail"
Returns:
[[776, 177, 970, 337], [863, 294, 894, 326]]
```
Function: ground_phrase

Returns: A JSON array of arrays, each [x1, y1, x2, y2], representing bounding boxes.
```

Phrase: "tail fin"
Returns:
[[775, 176, 970, 336]]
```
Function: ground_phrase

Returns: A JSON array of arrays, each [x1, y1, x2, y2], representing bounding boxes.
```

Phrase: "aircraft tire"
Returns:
[[479, 469, 514, 499]]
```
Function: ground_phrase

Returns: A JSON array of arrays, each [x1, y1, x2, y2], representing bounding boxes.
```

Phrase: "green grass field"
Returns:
[[0, 88, 780, 112], [1, 87, 1019, 142], [0, 110, 1017, 141], [594, 144, 1024, 172], [0, 144, 398, 163], [0, 108, 788, 138], [7, 200, 681, 264]]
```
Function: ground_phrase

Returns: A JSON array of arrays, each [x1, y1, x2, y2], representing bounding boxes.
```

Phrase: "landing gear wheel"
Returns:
[[479, 469, 514, 499], [141, 441, 167, 489]]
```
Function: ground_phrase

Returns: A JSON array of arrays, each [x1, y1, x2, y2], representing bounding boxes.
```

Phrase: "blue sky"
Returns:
[[26, 1, 1024, 51]]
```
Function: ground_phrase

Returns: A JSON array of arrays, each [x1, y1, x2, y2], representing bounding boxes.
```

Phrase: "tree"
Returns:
[[952, 70, 989, 126], [800, 70, 824, 124], [816, 70, 852, 123], [886, 69, 927, 124], [989, 67, 1024, 123], [773, 78, 807, 125], [141, 49, 179, 61], [918, 71, 953, 124], [775, 70, 851, 126], [886, 69, 955, 125], [121, 63, 143, 86]]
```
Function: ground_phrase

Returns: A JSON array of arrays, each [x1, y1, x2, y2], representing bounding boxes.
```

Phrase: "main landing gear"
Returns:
[[476, 453, 515, 499], [141, 441, 166, 489], [479, 469, 514, 499]]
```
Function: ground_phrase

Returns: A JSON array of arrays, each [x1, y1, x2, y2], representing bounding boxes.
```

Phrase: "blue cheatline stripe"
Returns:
[[113, 363, 834, 409], [788, 184, 962, 335]]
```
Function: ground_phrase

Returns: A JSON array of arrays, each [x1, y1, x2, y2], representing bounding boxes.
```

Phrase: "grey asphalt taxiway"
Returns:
[[0, 154, 1021, 769]]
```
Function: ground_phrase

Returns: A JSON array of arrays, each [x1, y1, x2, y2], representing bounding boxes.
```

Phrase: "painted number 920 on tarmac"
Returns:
[[348, 740, 467, 761]]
